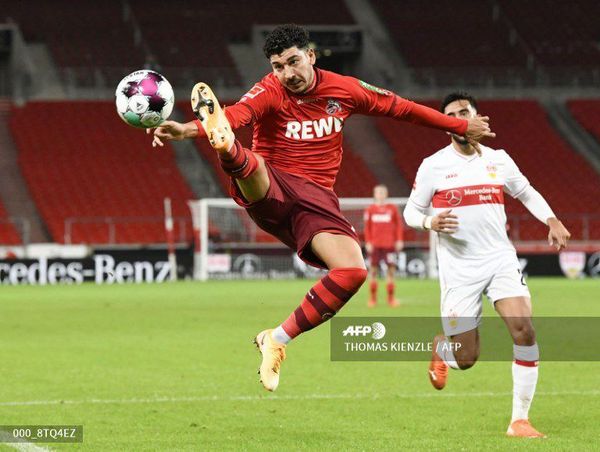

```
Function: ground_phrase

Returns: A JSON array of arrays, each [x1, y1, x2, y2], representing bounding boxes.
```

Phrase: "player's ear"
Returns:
[[306, 47, 316, 65]]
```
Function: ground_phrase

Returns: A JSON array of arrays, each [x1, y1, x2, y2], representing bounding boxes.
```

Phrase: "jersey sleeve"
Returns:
[[408, 160, 436, 210], [500, 150, 530, 198], [346, 77, 467, 134], [363, 207, 373, 243], [193, 80, 280, 136]]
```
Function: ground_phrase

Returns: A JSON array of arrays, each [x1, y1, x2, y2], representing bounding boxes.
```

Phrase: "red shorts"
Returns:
[[369, 247, 397, 267], [229, 162, 358, 269]]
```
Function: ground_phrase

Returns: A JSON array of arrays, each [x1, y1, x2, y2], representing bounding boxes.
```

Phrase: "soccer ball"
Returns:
[[115, 70, 174, 128]]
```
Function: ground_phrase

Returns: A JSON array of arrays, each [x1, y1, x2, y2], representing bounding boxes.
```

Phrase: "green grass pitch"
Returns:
[[1, 278, 599, 451]]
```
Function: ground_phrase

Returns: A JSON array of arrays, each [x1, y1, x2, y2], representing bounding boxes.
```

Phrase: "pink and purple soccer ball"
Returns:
[[115, 70, 174, 128]]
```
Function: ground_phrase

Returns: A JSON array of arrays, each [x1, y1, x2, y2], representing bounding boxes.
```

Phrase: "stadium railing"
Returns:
[[63, 216, 191, 246]]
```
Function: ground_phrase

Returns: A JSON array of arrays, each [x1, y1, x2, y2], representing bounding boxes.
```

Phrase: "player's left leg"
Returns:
[[495, 296, 545, 438], [192, 82, 270, 203], [429, 328, 480, 390], [257, 233, 367, 391]]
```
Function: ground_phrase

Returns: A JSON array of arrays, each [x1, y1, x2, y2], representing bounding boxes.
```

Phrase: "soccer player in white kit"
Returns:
[[403, 92, 571, 438]]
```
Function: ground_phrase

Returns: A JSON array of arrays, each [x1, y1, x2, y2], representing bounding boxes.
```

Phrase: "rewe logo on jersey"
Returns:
[[371, 213, 392, 223], [285, 116, 344, 140]]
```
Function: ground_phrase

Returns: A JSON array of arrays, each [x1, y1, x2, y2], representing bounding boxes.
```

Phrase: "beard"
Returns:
[[452, 134, 469, 145]]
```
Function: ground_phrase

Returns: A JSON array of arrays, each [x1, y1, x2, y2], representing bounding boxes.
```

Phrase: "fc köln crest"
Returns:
[[326, 99, 342, 115], [559, 251, 586, 279]]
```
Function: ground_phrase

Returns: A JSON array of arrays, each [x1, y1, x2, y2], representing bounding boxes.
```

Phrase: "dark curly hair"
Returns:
[[263, 24, 310, 59], [440, 92, 478, 113]]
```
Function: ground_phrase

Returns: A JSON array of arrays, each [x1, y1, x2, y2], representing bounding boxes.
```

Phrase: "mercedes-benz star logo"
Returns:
[[446, 189, 462, 206]]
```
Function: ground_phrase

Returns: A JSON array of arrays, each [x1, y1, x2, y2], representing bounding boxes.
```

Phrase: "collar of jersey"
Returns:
[[450, 144, 479, 162]]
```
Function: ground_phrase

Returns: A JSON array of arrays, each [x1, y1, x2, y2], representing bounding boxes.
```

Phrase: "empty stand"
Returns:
[[376, 100, 600, 241], [129, 0, 355, 87], [500, 0, 600, 67], [567, 100, 600, 142], [0, 200, 21, 245], [373, 0, 528, 69], [1, 0, 144, 85], [10, 102, 194, 244]]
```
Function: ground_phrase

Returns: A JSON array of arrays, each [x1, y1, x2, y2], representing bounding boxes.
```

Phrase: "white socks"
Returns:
[[511, 343, 539, 422], [438, 338, 460, 369], [272, 326, 292, 345]]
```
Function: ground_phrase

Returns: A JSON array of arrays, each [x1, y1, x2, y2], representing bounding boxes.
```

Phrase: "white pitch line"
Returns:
[[0, 431, 52, 452], [0, 390, 598, 408]]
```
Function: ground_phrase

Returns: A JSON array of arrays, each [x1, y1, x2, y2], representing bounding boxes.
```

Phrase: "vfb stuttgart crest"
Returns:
[[326, 99, 342, 115]]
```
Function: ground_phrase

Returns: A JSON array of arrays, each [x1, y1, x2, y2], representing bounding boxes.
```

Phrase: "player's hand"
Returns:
[[547, 218, 570, 251], [146, 120, 187, 147], [464, 115, 496, 155], [431, 209, 459, 234], [394, 240, 404, 252], [365, 243, 373, 254]]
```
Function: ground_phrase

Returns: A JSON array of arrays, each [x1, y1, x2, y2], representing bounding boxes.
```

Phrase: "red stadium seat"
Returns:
[[10, 102, 195, 244], [0, 200, 21, 245]]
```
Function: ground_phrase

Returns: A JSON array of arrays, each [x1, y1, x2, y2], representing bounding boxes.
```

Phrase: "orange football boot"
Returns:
[[190, 82, 234, 153], [506, 419, 546, 438], [253, 329, 287, 392], [388, 299, 400, 308], [428, 334, 449, 390]]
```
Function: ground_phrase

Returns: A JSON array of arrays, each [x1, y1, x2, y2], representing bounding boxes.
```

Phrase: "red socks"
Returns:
[[369, 280, 377, 300], [386, 282, 395, 302], [282, 268, 367, 339], [219, 141, 258, 179]]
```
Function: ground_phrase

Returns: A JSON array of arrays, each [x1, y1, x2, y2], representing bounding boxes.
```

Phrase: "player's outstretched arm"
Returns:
[[547, 218, 571, 251], [146, 120, 198, 147], [515, 185, 570, 250]]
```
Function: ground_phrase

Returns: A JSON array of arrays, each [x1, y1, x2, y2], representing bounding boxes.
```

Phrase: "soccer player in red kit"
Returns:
[[364, 185, 403, 307], [148, 24, 494, 391]]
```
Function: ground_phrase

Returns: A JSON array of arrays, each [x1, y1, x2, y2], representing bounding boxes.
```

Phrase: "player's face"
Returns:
[[444, 99, 477, 145], [374, 186, 388, 202], [270, 47, 316, 94]]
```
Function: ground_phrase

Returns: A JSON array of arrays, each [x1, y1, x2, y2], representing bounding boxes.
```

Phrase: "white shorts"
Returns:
[[440, 257, 530, 336]]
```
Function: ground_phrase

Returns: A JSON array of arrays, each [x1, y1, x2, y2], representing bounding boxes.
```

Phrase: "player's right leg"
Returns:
[[191, 82, 269, 203], [429, 328, 479, 389], [263, 233, 367, 391], [385, 263, 400, 307], [368, 259, 378, 308], [429, 283, 484, 389]]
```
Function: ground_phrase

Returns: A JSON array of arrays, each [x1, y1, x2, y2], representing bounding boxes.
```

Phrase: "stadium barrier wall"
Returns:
[[0, 248, 598, 285]]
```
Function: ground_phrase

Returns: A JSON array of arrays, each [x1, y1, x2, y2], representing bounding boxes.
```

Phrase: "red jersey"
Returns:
[[364, 203, 403, 248], [194, 68, 467, 189]]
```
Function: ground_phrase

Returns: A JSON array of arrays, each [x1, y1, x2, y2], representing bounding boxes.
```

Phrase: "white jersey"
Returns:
[[408, 144, 529, 287]]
